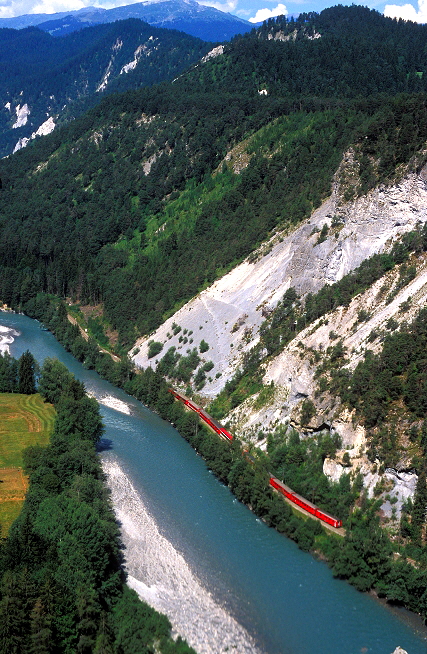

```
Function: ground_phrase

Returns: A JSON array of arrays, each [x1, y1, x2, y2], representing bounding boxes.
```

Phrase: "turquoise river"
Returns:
[[1, 311, 427, 654]]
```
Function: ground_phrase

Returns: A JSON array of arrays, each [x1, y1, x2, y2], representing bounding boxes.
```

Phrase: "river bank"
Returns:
[[102, 458, 263, 654], [2, 311, 427, 653]]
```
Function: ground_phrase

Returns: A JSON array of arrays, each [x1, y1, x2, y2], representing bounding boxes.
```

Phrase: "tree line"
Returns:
[[0, 352, 196, 654], [15, 293, 427, 622], [0, 349, 37, 395]]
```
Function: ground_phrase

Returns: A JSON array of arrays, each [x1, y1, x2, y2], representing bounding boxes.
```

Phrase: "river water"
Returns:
[[2, 311, 427, 654]]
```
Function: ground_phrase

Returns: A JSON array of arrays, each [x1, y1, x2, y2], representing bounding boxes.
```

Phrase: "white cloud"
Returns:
[[0, 0, 140, 18], [384, 0, 427, 22], [249, 2, 287, 23], [201, 0, 238, 13]]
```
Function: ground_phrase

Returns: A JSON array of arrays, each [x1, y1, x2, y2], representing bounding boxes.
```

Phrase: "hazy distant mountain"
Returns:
[[0, 0, 255, 42]]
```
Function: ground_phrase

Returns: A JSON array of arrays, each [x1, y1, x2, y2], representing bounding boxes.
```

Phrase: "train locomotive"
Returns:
[[168, 389, 233, 441]]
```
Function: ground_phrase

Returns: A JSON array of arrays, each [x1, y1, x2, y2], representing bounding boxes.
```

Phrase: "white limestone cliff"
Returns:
[[12, 103, 30, 128], [130, 157, 427, 517], [132, 163, 427, 396]]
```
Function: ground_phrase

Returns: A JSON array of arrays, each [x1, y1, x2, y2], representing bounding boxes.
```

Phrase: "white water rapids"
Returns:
[[97, 394, 132, 415], [0, 324, 19, 354], [102, 459, 263, 654]]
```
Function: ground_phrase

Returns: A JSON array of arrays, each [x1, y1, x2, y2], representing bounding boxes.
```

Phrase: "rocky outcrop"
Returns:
[[13, 116, 56, 153], [132, 163, 427, 399], [224, 254, 426, 516], [12, 103, 30, 129], [201, 45, 224, 63], [131, 157, 427, 517]]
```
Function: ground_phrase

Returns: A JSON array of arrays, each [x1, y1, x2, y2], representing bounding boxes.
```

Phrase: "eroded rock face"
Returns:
[[131, 164, 427, 400], [130, 158, 427, 513], [13, 116, 56, 153], [12, 103, 30, 128], [381, 470, 417, 519]]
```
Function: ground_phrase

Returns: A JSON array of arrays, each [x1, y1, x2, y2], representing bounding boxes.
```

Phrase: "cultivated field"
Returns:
[[0, 394, 55, 535]]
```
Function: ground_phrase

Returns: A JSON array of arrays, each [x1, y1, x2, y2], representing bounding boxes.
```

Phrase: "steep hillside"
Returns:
[[4, 3, 427, 157], [131, 158, 427, 395], [0, 19, 211, 156], [131, 143, 427, 544], [2, 86, 427, 341], [186, 6, 427, 97]]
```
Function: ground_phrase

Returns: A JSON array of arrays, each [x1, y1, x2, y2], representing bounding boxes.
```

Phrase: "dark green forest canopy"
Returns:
[[198, 5, 427, 98], [2, 6, 427, 345]]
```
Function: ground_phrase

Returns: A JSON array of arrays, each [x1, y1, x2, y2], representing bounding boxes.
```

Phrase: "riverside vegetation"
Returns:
[[2, 2, 427, 630], [9, 292, 427, 622], [0, 352, 196, 654]]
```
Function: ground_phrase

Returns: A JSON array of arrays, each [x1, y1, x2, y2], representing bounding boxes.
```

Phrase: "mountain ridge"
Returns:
[[0, 18, 212, 156], [0, 0, 255, 41]]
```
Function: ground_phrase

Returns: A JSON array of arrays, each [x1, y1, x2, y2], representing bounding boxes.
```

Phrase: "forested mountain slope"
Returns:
[[2, 7, 427, 467], [2, 8, 427, 340], [0, 19, 211, 156], [182, 4, 427, 98], [3, 3, 427, 619]]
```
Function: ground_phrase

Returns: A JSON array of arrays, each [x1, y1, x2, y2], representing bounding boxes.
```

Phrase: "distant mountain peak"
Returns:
[[0, 0, 253, 41]]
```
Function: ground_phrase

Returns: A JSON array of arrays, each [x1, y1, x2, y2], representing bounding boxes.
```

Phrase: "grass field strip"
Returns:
[[0, 393, 55, 534]]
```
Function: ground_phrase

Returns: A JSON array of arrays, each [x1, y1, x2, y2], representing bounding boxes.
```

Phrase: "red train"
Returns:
[[169, 388, 342, 528], [269, 476, 342, 528], [168, 389, 233, 441]]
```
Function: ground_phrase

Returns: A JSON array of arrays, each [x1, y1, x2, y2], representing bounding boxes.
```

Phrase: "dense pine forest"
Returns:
[[3, 2, 427, 638]]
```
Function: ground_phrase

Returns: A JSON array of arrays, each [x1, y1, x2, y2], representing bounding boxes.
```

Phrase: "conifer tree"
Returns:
[[18, 351, 36, 395], [411, 466, 427, 543]]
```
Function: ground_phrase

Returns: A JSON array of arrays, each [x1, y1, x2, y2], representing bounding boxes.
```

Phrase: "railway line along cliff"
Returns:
[[131, 155, 427, 523]]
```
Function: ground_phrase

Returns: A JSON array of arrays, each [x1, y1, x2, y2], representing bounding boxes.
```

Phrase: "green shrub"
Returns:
[[148, 341, 163, 359], [200, 339, 209, 353]]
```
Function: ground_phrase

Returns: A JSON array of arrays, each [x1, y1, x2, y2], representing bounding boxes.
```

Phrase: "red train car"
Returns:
[[169, 389, 201, 414], [169, 389, 341, 527], [168, 389, 233, 441], [269, 476, 342, 528], [199, 412, 233, 441]]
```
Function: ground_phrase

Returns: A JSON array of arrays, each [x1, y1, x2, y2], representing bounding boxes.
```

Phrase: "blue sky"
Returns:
[[0, 0, 425, 26]]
